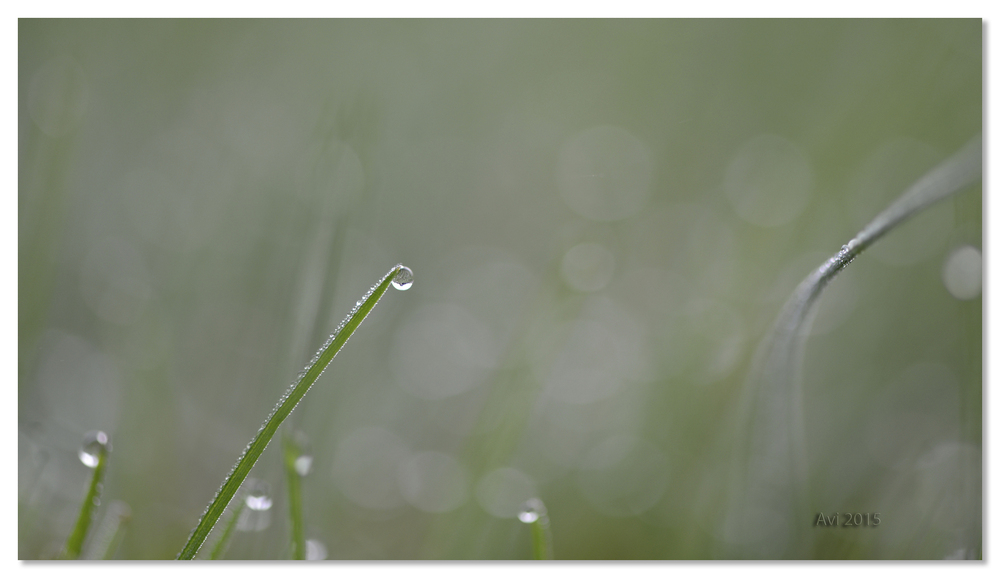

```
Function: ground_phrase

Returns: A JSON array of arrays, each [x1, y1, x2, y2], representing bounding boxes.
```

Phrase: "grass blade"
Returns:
[[177, 263, 412, 560], [724, 135, 982, 557], [207, 495, 245, 560], [518, 498, 553, 560], [283, 433, 306, 560], [82, 500, 131, 560], [62, 431, 110, 559]]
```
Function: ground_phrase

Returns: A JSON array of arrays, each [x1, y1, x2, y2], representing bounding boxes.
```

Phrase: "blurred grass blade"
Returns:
[[177, 264, 411, 560], [83, 500, 131, 560], [725, 135, 982, 557], [528, 517, 553, 560], [518, 498, 553, 560], [283, 433, 306, 560], [62, 431, 110, 559]]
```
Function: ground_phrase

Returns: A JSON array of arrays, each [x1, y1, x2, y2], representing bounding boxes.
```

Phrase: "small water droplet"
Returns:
[[305, 538, 327, 560], [294, 455, 313, 477], [392, 266, 413, 291], [943, 245, 981, 300], [79, 430, 109, 468], [244, 480, 273, 511], [518, 497, 546, 524]]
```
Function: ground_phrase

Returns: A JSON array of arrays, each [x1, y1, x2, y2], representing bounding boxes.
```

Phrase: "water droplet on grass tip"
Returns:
[[518, 498, 546, 524], [79, 430, 109, 468], [392, 266, 413, 290], [295, 455, 313, 476], [245, 480, 273, 511]]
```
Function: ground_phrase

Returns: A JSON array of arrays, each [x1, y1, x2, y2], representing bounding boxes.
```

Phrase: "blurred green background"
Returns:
[[18, 19, 982, 560]]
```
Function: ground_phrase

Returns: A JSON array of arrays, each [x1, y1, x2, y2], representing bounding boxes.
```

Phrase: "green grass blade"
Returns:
[[529, 519, 553, 560], [518, 498, 553, 560], [283, 434, 306, 560], [177, 263, 411, 560], [62, 432, 110, 559], [98, 511, 129, 560], [208, 496, 245, 560]]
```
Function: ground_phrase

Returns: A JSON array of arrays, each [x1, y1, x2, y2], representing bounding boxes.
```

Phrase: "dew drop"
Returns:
[[392, 266, 414, 291], [78, 430, 109, 468], [305, 538, 328, 560], [942, 245, 981, 300], [244, 480, 273, 511], [289, 430, 313, 476], [518, 497, 546, 524], [294, 455, 313, 477]]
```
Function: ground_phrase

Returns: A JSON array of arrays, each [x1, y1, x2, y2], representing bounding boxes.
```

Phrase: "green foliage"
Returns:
[[18, 20, 980, 560]]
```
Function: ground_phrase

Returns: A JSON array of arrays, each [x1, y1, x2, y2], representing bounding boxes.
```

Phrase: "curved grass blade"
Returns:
[[177, 263, 411, 559], [282, 433, 306, 560], [62, 432, 110, 559], [724, 135, 981, 557]]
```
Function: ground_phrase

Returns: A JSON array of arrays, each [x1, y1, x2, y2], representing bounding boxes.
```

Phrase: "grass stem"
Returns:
[[283, 433, 306, 560], [177, 264, 411, 559], [208, 496, 246, 560], [726, 134, 982, 557], [519, 498, 553, 560], [84, 500, 131, 560], [62, 432, 109, 559]]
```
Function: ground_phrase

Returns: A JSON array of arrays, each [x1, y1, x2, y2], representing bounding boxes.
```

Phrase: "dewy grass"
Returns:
[[62, 431, 110, 559], [207, 493, 245, 560], [725, 135, 982, 557], [177, 264, 413, 560], [282, 433, 306, 560], [518, 498, 553, 560]]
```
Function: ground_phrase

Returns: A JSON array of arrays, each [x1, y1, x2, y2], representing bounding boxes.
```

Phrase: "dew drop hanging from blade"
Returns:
[[392, 266, 413, 290], [79, 431, 109, 468]]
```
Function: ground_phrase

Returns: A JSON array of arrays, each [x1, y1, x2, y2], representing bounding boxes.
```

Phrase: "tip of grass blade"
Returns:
[[518, 498, 553, 560], [62, 431, 110, 559]]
